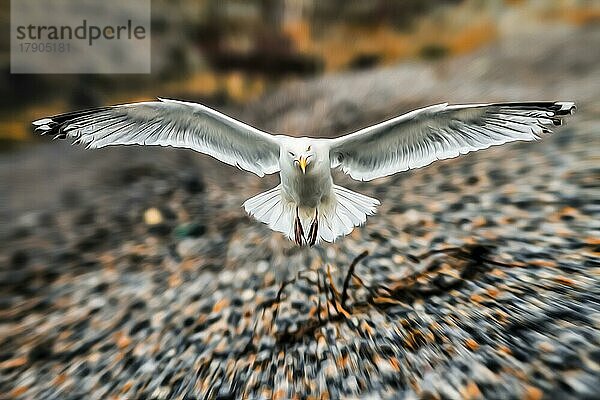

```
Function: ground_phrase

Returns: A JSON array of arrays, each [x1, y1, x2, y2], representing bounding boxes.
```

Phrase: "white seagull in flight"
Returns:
[[34, 99, 575, 246]]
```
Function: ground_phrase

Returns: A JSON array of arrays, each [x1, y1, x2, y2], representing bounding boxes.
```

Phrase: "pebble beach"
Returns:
[[1, 24, 599, 399]]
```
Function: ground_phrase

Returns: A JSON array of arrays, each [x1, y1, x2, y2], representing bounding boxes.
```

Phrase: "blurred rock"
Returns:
[[144, 208, 163, 225], [174, 223, 206, 239]]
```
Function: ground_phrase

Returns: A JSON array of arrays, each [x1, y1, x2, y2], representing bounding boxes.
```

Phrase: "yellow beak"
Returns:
[[298, 157, 307, 174]]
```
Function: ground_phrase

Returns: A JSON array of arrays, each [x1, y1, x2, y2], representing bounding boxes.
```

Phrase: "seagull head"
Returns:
[[286, 142, 315, 174]]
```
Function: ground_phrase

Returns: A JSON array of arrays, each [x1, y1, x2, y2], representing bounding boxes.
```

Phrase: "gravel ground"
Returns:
[[1, 25, 599, 399]]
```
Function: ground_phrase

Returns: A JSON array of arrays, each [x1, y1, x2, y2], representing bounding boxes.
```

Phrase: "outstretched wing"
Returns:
[[329, 101, 576, 181], [33, 98, 281, 177]]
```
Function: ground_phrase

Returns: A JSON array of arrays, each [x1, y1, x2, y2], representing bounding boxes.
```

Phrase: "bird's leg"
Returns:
[[307, 208, 319, 246], [294, 206, 305, 246]]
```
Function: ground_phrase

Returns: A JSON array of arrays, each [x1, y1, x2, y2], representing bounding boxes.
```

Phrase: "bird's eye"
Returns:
[[307, 145, 311, 151], [288, 151, 295, 157]]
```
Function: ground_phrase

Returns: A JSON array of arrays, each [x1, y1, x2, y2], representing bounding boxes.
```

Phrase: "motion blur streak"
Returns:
[[1, 1, 599, 399]]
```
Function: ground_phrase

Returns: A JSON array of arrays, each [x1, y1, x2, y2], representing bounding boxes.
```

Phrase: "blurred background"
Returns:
[[1, 0, 598, 213], [1, 1, 599, 399], [1, 0, 597, 141]]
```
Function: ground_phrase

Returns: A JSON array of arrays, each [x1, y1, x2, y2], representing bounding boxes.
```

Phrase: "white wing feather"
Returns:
[[33, 98, 281, 177], [329, 101, 575, 181]]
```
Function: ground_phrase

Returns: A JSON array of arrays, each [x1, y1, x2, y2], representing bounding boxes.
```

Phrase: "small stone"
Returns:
[[174, 223, 206, 239], [144, 208, 163, 225], [523, 385, 543, 400], [241, 289, 255, 302], [10, 250, 29, 267], [180, 173, 205, 194], [177, 238, 206, 258], [465, 338, 480, 351]]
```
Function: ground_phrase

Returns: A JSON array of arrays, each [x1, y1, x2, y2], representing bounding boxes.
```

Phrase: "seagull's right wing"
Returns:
[[328, 101, 576, 181], [33, 98, 281, 177]]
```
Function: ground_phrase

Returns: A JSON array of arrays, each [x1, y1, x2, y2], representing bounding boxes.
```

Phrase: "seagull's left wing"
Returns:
[[329, 101, 576, 181], [33, 98, 281, 177]]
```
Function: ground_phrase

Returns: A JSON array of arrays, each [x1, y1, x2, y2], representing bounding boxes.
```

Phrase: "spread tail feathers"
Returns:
[[243, 185, 293, 239], [319, 185, 380, 243], [243, 185, 379, 244]]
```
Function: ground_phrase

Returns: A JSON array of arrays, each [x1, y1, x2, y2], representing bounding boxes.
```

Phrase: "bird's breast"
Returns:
[[281, 168, 332, 208]]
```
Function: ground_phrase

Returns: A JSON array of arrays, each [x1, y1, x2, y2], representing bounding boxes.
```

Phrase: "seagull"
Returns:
[[33, 99, 575, 246]]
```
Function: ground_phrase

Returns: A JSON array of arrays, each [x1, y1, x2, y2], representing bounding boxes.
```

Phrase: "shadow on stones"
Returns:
[[265, 243, 516, 346]]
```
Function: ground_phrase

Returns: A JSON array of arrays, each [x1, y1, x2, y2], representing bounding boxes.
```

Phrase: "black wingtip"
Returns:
[[32, 106, 112, 138], [494, 101, 576, 121], [554, 101, 576, 116]]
